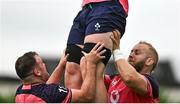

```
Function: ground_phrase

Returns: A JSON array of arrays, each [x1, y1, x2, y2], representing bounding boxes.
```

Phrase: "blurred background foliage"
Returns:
[[0, 94, 15, 103]]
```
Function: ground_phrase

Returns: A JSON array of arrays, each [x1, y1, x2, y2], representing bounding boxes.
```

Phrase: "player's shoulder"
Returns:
[[143, 74, 159, 99]]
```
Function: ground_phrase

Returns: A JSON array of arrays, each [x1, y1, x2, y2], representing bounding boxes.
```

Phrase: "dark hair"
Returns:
[[15, 51, 38, 79]]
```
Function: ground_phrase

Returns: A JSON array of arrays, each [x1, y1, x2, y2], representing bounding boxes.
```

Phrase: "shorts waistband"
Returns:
[[83, 0, 120, 9]]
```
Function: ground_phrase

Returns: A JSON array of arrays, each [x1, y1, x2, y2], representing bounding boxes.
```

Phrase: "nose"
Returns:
[[129, 51, 134, 57], [128, 51, 134, 59], [129, 54, 132, 58]]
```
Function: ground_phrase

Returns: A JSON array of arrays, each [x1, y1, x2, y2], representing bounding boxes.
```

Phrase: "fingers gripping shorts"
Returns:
[[66, 43, 111, 65], [83, 43, 111, 65]]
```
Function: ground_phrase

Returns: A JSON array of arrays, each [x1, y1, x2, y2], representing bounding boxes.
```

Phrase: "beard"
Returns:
[[129, 59, 146, 72]]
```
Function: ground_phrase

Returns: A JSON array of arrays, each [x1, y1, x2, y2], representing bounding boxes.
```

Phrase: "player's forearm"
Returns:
[[116, 59, 149, 95], [80, 62, 96, 102], [116, 59, 137, 81], [113, 49, 138, 85], [95, 63, 107, 102]]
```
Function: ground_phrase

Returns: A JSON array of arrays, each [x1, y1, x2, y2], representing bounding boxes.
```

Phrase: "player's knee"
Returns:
[[65, 62, 81, 75], [83, 42, 111, 66], [66, 44, 83, 64]]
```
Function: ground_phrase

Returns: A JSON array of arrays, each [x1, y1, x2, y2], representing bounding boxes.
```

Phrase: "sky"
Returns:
[[0, 0, 180, 80]]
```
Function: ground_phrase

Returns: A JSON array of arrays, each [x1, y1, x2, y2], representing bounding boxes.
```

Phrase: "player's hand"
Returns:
[[59, 49, 69, 68], [82, 42, 106, 64], [110, 30, 121, 51]]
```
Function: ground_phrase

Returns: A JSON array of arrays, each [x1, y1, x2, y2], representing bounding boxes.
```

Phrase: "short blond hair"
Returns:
[[138, 41, 159, 71]]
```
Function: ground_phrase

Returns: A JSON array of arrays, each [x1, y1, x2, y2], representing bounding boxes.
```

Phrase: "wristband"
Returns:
[[113, 49, 125, 61]]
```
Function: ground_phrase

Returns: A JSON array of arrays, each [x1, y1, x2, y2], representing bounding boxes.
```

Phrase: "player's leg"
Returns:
[[65, 44, 83, 89], [82, 1, 127, 102], [65, 8, 90, 89]]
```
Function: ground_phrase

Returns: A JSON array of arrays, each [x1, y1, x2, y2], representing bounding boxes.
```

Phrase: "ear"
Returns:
[[145, 57, 154, 66], [33, 68, 41, 77]]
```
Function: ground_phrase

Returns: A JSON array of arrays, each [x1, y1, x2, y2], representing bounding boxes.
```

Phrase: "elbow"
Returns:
[[120, 68, 137, 85], [77, 91, 95, 103], [85, 96, 94, 102], [122, 74, 134, 85], [122, 71, 138, 87], [83, 93, 95, 102]]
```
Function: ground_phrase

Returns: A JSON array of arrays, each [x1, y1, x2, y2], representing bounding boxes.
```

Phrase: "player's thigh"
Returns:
[[84, 3, 127, 49], [65, 62, 81, 74], [84, 32, 113, 50]]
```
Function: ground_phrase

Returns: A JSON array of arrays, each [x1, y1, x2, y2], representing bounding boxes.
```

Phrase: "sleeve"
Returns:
[[43, 84, 71, 103], [144, 75, 159, 99], [62, 89, 72, 103]]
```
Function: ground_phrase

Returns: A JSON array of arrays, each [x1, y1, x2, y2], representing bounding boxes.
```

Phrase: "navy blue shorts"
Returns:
[[67, 0, 127, 45]]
